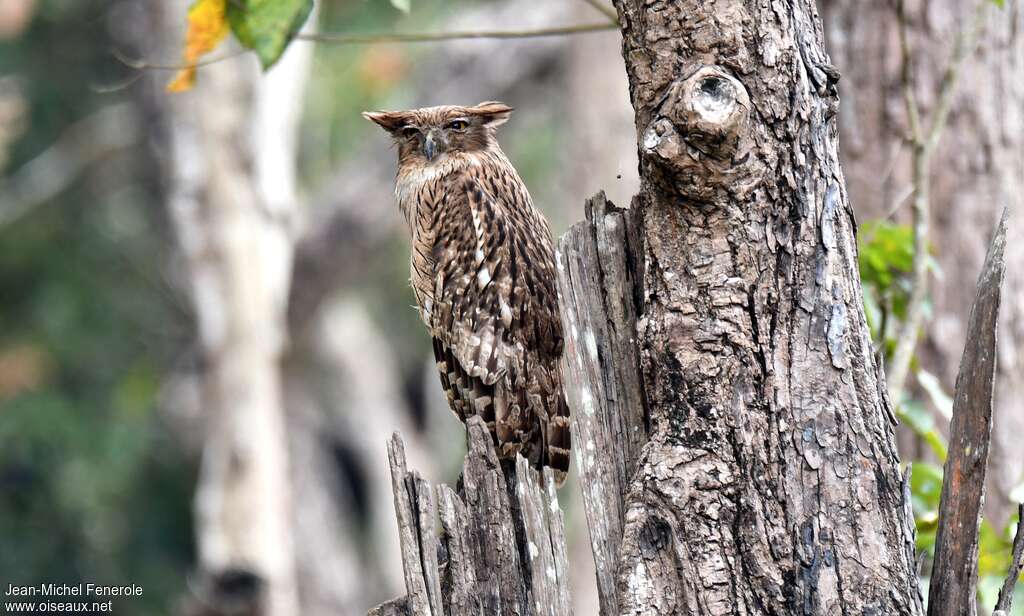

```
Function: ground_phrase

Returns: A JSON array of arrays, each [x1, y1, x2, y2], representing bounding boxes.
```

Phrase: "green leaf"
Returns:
[[992, 0, 1006, 7], [227, 0, 314, 69], [390, 0, 411, 13], [978, 517, 1015, 577], [896, 400, 948, 461], [909, 462, 943, 555], [909, 463, 942, 510], [857, 220, 916, 333]]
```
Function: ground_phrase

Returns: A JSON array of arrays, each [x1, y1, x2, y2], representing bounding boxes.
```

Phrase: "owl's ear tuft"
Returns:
[[362, 110, 411, 133], [468, 101, 513, 127]]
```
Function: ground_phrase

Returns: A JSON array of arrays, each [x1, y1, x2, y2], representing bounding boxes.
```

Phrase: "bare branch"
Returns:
[[896, 0, 922, 144], [995, 503, 1024, 614], [885, 0, 990, 403], [925, 1, 988, 153], [885, 138, 930, 403], [111, 46, 248, 72], [114, 21, 617, 76], [887, 0, 927, 402], [297, 22, 617, 45]]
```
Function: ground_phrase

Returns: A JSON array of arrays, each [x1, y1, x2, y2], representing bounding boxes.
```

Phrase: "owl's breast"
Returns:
[[395, 159, 463, 224], [396, 161, 458, 325]]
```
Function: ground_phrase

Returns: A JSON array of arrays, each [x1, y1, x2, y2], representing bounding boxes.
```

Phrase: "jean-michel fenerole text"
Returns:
[[5, 583, 143, 598]]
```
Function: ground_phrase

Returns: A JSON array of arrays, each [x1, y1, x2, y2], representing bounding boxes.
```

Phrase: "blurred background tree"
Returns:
[[0, 1, 194, 614], [822, 0, 1023, 607]]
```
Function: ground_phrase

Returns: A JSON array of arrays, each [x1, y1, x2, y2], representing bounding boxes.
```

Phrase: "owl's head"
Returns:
[[362, 102, 512, 164]]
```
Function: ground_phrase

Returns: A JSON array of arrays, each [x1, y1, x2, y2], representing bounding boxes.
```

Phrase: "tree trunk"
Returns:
[[820, 0, 1024, 527], [592, 0, 924, 612], [157, 6, 316, 612]]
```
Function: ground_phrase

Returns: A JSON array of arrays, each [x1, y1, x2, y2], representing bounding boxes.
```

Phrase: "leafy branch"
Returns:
[[144, 0, 618, 91], [116, 21, 618, 77]]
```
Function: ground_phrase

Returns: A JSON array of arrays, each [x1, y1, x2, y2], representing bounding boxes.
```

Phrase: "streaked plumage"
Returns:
[[363, 102, 570, 484]]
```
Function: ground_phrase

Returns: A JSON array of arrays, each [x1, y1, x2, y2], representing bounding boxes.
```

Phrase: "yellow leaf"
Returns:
[[167, 0, 230, 92], [166, 67, 197, 93]]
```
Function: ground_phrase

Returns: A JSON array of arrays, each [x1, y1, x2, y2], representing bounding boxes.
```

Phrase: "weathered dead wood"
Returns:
[[370, 416, 573, 616], [928, 208, 1008, 616], [555, 191, 646, 615], [385, 438, 425, 614], [995, 503, 1024, 614]]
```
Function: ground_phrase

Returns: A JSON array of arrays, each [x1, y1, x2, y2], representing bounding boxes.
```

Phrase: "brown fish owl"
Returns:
[[363, 102, 571, 484]]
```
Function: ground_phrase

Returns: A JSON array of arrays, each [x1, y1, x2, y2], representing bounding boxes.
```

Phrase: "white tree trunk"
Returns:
[[162, 7, 317, 613]]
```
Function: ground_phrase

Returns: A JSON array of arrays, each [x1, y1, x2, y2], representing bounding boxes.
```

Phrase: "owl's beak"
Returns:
[[423, 133, 438, 161]]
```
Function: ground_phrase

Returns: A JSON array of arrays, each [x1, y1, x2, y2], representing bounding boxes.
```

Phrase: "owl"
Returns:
[[363, 102, 571, 484]]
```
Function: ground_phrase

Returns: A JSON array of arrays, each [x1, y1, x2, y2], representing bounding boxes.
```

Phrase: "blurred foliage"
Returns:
[[0, 1, 194, 613], [858, 218, 1023, 613], [390, 0, 412, 14], [859, 219, 914, 342]]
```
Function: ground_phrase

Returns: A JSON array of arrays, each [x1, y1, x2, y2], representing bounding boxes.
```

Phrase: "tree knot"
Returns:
[[641, 65, 762, 205]]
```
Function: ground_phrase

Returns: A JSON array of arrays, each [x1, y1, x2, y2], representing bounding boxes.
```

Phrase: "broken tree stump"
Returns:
[[554, 192, 647, 616], [369, 416, 573, 616]]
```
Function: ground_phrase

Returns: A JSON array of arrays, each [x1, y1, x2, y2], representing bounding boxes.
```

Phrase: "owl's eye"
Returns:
[[401, 126, 420, 139], [446, 119, 470, 131]]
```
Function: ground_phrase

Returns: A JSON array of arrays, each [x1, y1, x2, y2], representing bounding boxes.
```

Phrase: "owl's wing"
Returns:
[[429, 176, 567, 471]]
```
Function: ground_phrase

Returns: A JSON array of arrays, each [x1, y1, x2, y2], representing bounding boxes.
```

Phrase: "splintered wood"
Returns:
[[554, 191, 647, 616], [368, 416, 572, 616]]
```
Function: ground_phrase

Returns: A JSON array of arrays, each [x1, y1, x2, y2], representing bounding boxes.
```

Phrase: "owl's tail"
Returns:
[[545, 391, 572, 486]]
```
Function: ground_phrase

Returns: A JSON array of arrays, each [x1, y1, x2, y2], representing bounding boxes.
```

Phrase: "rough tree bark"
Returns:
[[577, 0, 926, 612], [820, 0, 1024, 526]]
